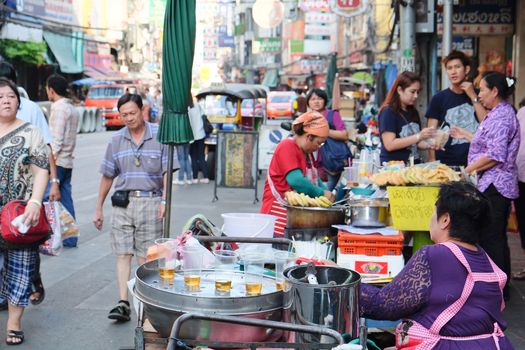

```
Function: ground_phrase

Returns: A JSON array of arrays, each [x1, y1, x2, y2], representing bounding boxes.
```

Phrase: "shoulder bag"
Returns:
[[319, 110, 352, 174]]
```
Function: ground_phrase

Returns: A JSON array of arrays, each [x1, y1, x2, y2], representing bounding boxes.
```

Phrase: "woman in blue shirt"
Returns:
[[378, 71, 435, 164]]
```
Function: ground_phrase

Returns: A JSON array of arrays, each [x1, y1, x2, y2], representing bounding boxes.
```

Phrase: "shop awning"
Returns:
[[43, 31, 83, 74]]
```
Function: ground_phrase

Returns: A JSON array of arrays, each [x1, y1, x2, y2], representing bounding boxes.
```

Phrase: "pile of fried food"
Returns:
[[285, 191, 333, 208], [370, 164, 461, 186]]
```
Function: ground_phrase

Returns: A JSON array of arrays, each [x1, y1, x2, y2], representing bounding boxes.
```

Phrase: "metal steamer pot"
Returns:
[[284, 204, 346, 229], [133, 261, 284, 341], [346, 199, 389, 228], [283, 265, 361, 344]]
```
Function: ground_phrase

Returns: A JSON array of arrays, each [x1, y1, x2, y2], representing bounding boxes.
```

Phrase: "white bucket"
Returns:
[[221, 213, 276, 239], [221, 213, 277, 259]]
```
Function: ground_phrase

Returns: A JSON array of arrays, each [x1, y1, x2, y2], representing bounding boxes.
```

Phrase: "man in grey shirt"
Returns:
[[92, 93, 177, 322]]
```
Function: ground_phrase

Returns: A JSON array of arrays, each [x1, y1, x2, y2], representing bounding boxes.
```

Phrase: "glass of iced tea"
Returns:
[[274, 251, 295, 292], [155, 238, 177, 283], [243, 253, 265, 296], [181, 245, 203, 292], [212, 250, 237, 295]]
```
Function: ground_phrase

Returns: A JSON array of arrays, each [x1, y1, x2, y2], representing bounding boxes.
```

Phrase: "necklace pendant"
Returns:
[[135, 157, 141, 167]]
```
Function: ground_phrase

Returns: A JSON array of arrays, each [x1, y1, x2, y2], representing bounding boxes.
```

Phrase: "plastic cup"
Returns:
[[212, 250, 238, 295], [213, 249, 238, 270], [243, 253, 265, 296], [155, 238, 177, 282], [274, 251, 295, 291], [181, 245, 203, 292]]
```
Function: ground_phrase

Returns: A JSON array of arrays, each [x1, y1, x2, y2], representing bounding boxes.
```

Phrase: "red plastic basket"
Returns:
[[338, 230, 404, 256]]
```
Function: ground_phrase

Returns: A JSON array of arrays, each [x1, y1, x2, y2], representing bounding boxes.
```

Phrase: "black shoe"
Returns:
[[108, 301, 131, 322]]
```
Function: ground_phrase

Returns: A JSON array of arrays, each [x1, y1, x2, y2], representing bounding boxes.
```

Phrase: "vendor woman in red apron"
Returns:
[[260, 111, 335, 237]]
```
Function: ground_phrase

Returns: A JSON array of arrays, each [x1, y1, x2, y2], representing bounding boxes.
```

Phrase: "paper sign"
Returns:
[[387, 186, 440, 231]]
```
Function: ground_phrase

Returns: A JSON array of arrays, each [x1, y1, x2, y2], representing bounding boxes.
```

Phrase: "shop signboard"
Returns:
[[219, 26, 234, 47], [299, 0, 331, 12], [300, 59, 326, 74], [305, 12, 336, 24], [253, 38, 281, 54], [437, 36, 474, 57], [45, 0, 75, 24], [214, 131, 259, 202], [290, 39, 304, 57], [304, 24, 332, 36], [437, 0, 514, 36], [304, 39, 331, 56], [12, 0, 45, 17], [330, 0, 362, 17]]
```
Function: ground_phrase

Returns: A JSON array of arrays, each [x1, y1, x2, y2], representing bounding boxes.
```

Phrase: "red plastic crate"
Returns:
[[338, 230, 404, 256]]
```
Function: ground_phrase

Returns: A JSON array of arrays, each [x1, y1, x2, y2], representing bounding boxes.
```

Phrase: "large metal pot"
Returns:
[[284, 265, 361, 344], [285, 204, 346, 229], [347, 199, 389, 227], [133, 261, 284, 341]]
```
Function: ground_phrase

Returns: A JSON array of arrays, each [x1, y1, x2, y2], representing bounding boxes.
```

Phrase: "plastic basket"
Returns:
[[338, 231, 404, 256]]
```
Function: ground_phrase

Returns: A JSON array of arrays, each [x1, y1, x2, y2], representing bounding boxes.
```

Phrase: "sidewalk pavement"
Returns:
[[504, 231, 525, 348]]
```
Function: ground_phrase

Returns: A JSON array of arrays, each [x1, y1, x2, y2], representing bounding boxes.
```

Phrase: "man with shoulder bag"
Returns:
[[92, 93, 178, 322]]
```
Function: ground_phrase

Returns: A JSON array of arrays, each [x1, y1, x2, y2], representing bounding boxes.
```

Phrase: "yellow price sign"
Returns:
[[387, 186, 440, 231]]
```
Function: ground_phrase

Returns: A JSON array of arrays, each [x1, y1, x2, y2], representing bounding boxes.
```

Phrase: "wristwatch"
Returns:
[[472, 97, 480, 104], [50, 178, 60, 184]]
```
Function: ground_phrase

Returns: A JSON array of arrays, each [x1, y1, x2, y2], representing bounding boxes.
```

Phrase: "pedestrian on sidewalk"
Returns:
[[512, 98, 525, 280], [92, 93, 176, 322], [188, 98, 209, 183], [0, 62, 59, 310], [0, 78, 50, 345], [465, 72, 520, 300], [46, 74, 79, 247]]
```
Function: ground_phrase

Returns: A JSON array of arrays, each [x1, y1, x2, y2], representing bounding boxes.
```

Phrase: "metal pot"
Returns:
[[133, 261, 284, 340], [284, 204, 346, 229], [284, 265, 361, 344], [347, 199, 389, 228]]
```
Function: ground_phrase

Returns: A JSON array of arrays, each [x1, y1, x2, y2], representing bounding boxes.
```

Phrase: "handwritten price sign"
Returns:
[[387, 186, 440, 231]]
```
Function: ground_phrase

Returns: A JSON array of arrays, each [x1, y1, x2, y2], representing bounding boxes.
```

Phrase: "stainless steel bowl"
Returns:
[[133, 261, 284, 340], [347, 199, 389, 227]]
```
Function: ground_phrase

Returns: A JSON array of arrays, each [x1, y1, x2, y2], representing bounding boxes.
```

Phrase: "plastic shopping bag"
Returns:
[[55, 202, 79, 247], [39, 201, 63, 256]]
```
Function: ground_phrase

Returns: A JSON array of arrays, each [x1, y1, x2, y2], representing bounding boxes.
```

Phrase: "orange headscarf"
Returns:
[[292, 111, 329, 138]]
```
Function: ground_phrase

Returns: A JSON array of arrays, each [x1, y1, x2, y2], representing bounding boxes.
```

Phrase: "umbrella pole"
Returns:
[[164, 143, 175, 238]]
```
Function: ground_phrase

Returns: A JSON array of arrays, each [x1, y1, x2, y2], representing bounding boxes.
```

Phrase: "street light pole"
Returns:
[[399, 0, 416, 72], [441, 0, 453, 89]]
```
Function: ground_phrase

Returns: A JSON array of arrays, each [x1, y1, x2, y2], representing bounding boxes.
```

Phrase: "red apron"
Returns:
[[396, 242, 507, 350], [267, 154, 320, 237]]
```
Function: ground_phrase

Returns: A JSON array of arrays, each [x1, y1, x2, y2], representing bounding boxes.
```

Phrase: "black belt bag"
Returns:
[[111, 190, 129, 208]]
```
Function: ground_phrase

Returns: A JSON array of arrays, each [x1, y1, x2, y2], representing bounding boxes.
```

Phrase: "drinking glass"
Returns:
[[274, 251, 295, 291], [181, 245, 203, 292], [155, 238, 177, 283], [243, 253, 265, 296]]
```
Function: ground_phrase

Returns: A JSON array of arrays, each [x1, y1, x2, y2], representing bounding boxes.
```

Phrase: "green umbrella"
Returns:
[[158, 0, 196, 144], [325, 53, 337, 108], [158, 0, 196, 237]]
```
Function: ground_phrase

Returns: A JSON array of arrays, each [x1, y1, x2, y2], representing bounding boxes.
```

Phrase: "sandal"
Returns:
[[108, 301, 131, 322], [29, 277, 45, 305], [6, 330, 24, 346], [512, 269, 525, 280]]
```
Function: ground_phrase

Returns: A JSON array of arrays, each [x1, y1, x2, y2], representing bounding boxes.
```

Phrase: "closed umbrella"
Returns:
[[325, 53, 337, 108], [158, 0, 196, 237]]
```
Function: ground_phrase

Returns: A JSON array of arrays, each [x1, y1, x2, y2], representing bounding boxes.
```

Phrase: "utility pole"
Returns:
[[399, 0, 416, 72], [441, 0, 453, 89]]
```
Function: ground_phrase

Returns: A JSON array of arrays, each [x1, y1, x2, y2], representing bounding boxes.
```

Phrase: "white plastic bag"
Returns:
[[39, 201, 63, 256], [183, 236, 217, 268], [55, 202, 79, 245]]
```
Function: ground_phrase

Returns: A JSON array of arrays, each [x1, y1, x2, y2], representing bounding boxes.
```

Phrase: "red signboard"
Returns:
[[337, 0, 360, 8]]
